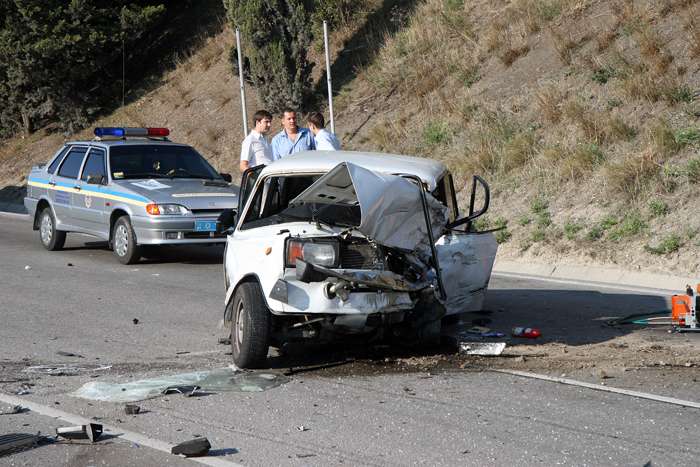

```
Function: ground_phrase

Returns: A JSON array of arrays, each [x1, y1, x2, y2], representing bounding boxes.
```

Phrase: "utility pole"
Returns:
[[323, 21, 335, 134], [236, 28, 248, 137]]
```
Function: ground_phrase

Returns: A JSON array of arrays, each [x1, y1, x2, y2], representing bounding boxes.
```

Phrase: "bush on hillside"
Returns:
[[0, 1, 166, 138], [224, 0, 315, 114]]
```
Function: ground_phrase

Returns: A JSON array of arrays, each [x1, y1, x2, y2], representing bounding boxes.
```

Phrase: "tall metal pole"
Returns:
[[236, 28, 248, 137], [323, 21, 335, 134]]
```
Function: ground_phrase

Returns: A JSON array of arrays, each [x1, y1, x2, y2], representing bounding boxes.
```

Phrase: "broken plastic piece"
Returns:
[[459, 342, 506, 356], [512, 327, 541, 338], [171, 437, 211, 457], [56, 423, 102, 443]]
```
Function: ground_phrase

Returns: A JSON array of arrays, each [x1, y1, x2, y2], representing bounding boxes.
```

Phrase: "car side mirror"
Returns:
[[220, 173, 232, 183], [217, 209, 237, 233], [86, 174, 105, 185]]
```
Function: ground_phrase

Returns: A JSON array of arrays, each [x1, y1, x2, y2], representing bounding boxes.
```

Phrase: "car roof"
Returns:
[[259, 150, 448, 190], [64, 139, 190, 148]]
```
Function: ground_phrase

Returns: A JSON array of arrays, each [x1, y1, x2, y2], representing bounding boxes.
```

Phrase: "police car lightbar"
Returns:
[[94, 127, 170, 138]]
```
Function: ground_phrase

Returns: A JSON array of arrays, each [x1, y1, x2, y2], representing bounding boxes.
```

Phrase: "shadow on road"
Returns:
[[59, 240, 224, 265], [0, 185, 27, 214], [262, 287, 670, 371]]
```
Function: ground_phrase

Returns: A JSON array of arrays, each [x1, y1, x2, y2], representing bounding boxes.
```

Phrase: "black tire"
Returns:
[[112, 215, 141, 265], [38, 207, 66, 251], [231, 282, 270, 368]]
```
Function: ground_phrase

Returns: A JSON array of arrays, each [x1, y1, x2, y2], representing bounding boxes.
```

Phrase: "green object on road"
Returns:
[[71, 367, 288, 403], [606, 310, 670, 326]]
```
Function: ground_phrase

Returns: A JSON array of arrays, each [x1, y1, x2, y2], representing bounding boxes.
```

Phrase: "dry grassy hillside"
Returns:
[[1, 0, 699, 277], [337, 0, 700, 276]]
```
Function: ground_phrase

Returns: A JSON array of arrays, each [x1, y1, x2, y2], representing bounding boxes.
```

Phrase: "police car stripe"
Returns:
[[28, 178, 151, 207]]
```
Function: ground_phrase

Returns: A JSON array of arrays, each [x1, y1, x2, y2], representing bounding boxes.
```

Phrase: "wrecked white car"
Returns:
[[219, 151, 498, 368]]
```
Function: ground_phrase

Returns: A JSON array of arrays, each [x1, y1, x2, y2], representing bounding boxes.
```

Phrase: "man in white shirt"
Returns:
[[239, 110, 273, 172], [307, 112, 341, 151]]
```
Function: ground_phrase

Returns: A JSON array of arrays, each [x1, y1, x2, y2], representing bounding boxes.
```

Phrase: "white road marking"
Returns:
[[492, 271, 675, 297], [494, 369, 700, 409], [0, 392, 243, 466]]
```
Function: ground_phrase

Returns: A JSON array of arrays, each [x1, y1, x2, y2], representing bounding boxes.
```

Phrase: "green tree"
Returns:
[[224, 0, 315, 113], [0, 0, 164, 137]]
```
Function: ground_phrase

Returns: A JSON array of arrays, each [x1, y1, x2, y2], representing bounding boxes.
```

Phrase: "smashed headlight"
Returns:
[[285, 238, 339, 268]]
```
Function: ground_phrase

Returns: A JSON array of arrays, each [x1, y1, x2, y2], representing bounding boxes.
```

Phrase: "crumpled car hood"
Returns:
[[289, 162, 448, 255]]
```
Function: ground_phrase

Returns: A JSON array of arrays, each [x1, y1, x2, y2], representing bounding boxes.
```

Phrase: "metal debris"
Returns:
[[56, 423, 103, 443], [162, 385, 201, 397]]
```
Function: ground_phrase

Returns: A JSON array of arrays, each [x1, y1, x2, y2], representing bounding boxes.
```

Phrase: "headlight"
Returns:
[[285, 238, 339, 268], [146, 203, 190, 215]]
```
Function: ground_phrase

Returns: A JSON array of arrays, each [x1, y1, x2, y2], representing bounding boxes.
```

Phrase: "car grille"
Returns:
[[340, 242, 383, 269]]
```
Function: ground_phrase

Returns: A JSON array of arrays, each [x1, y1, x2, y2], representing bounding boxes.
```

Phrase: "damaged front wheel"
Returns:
[[231, 282, 270, 369]]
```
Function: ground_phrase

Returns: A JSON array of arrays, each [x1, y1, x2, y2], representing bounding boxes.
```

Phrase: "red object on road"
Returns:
[[512, 327, 541, 338]]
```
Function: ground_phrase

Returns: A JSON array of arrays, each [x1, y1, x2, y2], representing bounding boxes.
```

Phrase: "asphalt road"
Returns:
[[1, 214, 699, 466]]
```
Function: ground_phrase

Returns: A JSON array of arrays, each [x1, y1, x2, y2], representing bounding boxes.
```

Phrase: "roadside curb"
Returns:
[[492, 259, 693, 295]]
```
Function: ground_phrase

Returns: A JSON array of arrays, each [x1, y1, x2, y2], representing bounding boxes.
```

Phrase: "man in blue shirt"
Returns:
[[271, 109, 315, 159]]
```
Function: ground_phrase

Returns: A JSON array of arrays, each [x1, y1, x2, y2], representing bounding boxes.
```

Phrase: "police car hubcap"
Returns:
[[114, 225, 128, 256], [40, 214, 52, 244]]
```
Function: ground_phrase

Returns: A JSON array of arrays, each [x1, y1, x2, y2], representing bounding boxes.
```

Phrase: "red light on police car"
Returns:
[[147, 128, 170, 137]]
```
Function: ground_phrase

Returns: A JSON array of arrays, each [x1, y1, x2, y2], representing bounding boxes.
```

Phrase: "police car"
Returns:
[[24, 127, 238, 264]]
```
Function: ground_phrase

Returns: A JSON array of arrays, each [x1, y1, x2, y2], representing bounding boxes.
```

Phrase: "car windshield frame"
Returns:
[[239, 173, 363, 231], [108, 144, 221, 181]]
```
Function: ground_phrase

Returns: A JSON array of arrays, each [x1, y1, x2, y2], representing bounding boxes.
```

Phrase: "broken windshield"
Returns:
[[240, 174, 361, 230]]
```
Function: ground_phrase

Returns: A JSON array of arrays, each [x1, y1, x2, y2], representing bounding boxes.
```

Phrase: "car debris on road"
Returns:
[[171, 437, 211, 457], [55, 423, 103, 443]]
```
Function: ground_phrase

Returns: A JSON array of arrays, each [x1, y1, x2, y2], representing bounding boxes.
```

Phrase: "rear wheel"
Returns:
[[39, 207, 66, 251], [231, 282, 270, 368], [112, 215, 141, 265]]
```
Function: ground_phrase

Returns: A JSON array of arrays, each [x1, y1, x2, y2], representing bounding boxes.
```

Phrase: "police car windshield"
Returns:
[[110, 145, 220, 180]]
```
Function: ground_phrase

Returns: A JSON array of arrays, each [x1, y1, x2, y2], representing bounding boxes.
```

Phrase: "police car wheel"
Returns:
[[39, 207, 66, 251], [231, 282, 270, 369], [112, 216, 141, 265]]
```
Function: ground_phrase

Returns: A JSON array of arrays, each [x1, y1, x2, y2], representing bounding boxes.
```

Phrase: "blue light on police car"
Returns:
[[94, 127, 125, 137], [94, 127, 170, 138]]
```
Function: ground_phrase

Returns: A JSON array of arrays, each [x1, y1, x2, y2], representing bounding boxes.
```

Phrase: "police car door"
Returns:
[[53, 145, 89, 228], [73, 147, 107, 234]]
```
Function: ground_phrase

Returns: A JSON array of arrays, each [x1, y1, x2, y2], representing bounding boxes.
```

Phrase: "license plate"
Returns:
[[194, 220, 217, 232]]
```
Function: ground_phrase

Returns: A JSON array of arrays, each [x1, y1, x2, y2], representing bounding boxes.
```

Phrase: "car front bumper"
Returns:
[[132, 215, 226, 245]]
